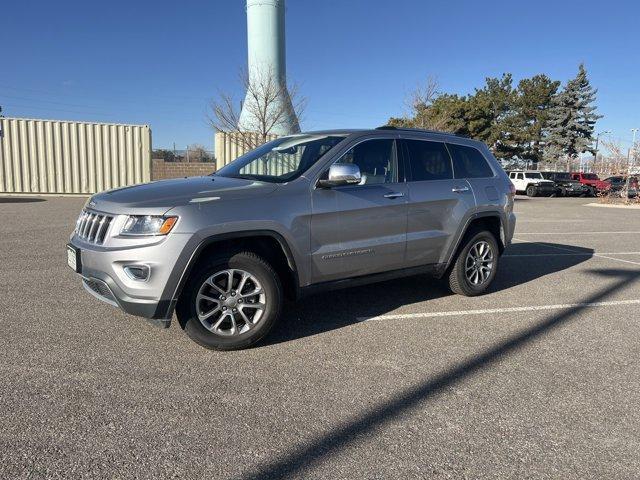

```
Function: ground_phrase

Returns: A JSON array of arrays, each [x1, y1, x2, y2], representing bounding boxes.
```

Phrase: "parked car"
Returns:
[[603, 176, 639, 198], [540, 171, 590, 197], [570, 172, 611, 196], [507, 170, 556, 197], [67, 127, 516, 350]]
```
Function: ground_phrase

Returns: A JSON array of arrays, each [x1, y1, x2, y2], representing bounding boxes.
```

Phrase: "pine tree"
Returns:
[[544, 64, 602, 162], [512, 75, 560, 165]]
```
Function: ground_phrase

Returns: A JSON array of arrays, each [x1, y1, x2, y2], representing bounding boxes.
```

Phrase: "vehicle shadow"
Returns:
[[0, 196, 46, 203], [246, 268, 638, 480], [264, 242, 594, 346]]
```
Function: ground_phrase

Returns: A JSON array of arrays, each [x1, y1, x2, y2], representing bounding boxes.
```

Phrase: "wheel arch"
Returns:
[[160, 230, 300, 324], [441, 213, 505, 276]]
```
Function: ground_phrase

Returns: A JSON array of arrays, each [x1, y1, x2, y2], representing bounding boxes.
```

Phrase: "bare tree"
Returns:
[[601, 139, 628, 176], [185, 144, 213, 163], [405, 75, 441, 127], [388, 76, 457, 132], [208, 68, 306, 151]]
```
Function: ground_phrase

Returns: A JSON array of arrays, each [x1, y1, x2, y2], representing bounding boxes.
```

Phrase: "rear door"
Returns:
[[447, 142, 501, 206], [402, 136, 475, 267], [310, 137, 408, 282]]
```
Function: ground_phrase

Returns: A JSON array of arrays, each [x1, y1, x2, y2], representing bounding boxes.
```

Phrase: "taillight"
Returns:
[[508, 183, 516, 197]]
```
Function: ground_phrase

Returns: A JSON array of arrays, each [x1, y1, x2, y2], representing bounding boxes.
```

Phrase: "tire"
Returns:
[[176, 251, 283, 351], [447, 230, 499, 297], [526, 185, 537, 197]]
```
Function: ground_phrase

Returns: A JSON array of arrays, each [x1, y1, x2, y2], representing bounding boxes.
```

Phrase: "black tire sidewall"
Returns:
[[178, 253, 282, 350], [453, 231, 499, 296], [526, 186, 536, 197]]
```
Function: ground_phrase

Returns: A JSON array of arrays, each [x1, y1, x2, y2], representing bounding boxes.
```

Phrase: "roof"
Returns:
[[298, 126, 471, 141]]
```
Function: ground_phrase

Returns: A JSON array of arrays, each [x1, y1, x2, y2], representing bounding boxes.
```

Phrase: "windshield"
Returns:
[[583, 173, 599, 180], [555, 173, 571, 180], [215, 134, 347, 183], [525, 172, 543, 179]]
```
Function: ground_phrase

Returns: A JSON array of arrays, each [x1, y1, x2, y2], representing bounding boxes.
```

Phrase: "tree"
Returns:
[[208, 68, 306, 151], [544, 64, 602, 163], [185, 144, 214, 163], [465, 74, 517, 160], [511, 75, 560, 165], [152, 149, 175, 162], [388, 77, 472, 132]]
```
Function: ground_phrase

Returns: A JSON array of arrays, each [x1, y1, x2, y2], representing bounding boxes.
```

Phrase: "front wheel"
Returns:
[[176, 251, 283, 351], [526, 185, 537, 197], [447, 231, 499, 296]]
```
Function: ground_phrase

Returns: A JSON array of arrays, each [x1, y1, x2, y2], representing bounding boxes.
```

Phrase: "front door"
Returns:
[[310, 138, 408, 283]]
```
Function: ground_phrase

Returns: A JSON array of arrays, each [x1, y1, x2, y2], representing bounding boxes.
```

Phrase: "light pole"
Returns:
[[626, 128, 639, 193], [593, 130, 610, 173]]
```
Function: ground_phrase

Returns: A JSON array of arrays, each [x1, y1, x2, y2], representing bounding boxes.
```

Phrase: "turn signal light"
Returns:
[[159, 217, 178, 234]]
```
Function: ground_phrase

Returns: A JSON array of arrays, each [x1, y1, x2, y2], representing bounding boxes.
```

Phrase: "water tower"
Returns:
[[238, 0, 300, 135]]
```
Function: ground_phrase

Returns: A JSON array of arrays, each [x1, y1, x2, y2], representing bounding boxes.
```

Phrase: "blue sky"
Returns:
[[2, 0, 638, 151]]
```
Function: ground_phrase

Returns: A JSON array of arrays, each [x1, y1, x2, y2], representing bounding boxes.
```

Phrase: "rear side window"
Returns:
[[404, 139, 453, 181], [448, 143, 494, 179]]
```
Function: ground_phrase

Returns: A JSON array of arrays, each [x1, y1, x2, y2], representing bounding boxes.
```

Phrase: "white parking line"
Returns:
[[504, 252, 640, 257], [516, 231, 640, 235], [358, 299, 640, 322], [512, 238, 640, 266]]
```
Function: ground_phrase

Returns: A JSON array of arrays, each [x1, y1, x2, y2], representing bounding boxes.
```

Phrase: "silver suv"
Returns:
[[67, 127, 516, 350]]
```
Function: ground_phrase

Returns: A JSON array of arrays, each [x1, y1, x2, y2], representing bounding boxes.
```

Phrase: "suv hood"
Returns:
[[529, 178, 554, 184], [559, 180, 582, 186], [88, 176, 279, 214]]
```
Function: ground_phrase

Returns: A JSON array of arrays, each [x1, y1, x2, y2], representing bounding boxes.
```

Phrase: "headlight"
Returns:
[[120, 215, 178, 236]]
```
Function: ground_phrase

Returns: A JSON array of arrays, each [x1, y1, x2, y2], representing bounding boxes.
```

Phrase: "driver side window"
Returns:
[[338, 139, 397, 185]]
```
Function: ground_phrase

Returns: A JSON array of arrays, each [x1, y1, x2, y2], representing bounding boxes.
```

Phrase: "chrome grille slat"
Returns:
[[78, 212, 88, 237], [75, 209, 113, 245], [88, 215, 101, 242], [82, 213, 93, 238], [96, 216, 112, 244]]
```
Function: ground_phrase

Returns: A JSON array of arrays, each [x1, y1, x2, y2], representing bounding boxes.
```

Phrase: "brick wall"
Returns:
[[151, 159, 216, 181]]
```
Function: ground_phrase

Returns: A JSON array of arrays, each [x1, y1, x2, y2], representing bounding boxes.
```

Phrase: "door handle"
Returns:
[[452, 186, 470, 193], [383, 192, 405, 199]]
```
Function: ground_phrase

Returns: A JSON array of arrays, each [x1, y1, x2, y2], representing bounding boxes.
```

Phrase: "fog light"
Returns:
[[123, 265, 150, 282]]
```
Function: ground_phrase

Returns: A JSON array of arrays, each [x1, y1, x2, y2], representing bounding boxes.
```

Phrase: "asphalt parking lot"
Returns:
[[1, 195, 639, 479]]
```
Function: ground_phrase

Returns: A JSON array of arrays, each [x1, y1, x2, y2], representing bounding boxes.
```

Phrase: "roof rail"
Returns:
[[375, 125, 468, 138]]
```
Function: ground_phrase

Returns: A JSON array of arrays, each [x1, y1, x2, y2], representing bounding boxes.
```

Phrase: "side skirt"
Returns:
[[299, 263, 447, 299]]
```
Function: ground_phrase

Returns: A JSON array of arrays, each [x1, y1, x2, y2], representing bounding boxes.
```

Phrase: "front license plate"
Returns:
[[67, 244, 81, 273]]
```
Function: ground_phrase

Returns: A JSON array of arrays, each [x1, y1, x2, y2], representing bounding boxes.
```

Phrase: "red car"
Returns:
[[570, 172, 611, 196]]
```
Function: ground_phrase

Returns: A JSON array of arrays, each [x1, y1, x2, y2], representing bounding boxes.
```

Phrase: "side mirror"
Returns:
[[318, 163, 361, 188]]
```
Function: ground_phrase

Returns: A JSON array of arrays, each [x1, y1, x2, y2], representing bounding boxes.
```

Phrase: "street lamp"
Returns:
[[593, 130, 610, 172], [625, 128, 639, 193]]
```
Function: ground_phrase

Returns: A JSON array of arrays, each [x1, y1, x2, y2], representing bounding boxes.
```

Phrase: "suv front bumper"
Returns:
[[68, 232, 192, 325]]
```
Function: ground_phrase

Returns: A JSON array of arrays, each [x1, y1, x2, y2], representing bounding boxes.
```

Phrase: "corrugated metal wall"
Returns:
[[215, 131, 278, 168], [0, 117, 152, 194]]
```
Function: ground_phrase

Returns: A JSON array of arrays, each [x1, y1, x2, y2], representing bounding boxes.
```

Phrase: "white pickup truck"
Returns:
[[507, 170, 556, 197]]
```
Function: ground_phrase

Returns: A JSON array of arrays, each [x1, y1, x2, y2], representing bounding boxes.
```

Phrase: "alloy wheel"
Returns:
[[464, 240, 494, 286], [196, 269, 266, 336]]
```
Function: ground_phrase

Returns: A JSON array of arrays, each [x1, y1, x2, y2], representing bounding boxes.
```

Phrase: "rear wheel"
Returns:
[[448, 231, 499, 296], [526, 185, 537, 197], [176, 251, 282, 351]]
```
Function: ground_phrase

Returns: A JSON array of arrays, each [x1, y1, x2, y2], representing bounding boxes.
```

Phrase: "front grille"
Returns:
[[76, 210, 113, 244], [83, 278, 117, 303]]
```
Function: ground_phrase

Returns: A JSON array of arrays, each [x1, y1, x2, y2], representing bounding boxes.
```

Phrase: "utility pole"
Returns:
[[593, 130, 611, 173], [626, 128, 638, 194]]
